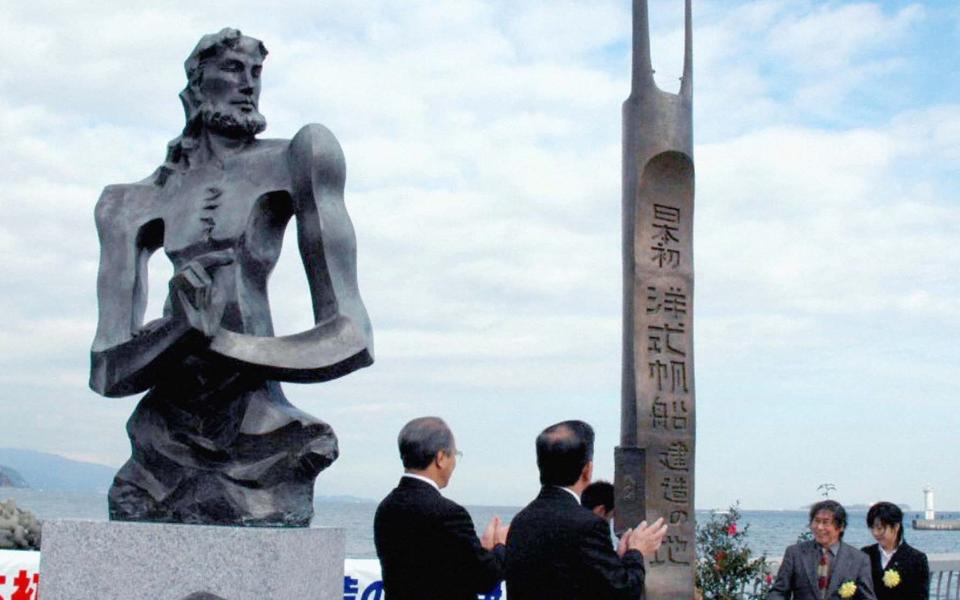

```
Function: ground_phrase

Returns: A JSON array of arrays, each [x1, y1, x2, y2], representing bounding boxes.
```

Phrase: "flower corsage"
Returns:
[[838, 580, 858, 599], [882, 568, 901, 588]]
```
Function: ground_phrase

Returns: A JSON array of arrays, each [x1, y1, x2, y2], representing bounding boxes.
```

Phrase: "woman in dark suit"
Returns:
[[862, 502, 929, 599]]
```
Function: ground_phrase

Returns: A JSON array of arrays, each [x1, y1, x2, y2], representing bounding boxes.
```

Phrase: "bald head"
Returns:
[[536, 420, 594, 486], [398, 417, 455, 470]]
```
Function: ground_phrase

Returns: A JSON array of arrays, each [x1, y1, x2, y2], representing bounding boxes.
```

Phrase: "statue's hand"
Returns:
[[169, 250, 235, 337]]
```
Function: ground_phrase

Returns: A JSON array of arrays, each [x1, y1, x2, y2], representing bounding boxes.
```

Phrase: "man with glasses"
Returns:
[[767, 500, 876, 600], [374, 416, 508, 599]]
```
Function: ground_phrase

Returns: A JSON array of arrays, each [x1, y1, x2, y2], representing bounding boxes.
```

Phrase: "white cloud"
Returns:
[[697, 111, 960, 331], [692, 1, 931, 138], [765, 3, 923, 72], [0, 0, 956, 511]]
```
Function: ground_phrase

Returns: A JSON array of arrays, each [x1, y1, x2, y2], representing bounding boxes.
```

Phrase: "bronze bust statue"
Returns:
[[89, 28, 373, 526]]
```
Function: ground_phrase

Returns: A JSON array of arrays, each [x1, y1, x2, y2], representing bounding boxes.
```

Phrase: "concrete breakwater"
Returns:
[[915, 519, 960, 531]]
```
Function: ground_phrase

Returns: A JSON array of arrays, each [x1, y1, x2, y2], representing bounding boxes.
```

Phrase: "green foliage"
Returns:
[[696, 503, 771, 600], [0, 499, 42, 550]]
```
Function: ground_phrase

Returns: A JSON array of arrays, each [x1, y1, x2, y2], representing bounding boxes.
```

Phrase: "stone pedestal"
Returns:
[[39, 520, 344, 600]]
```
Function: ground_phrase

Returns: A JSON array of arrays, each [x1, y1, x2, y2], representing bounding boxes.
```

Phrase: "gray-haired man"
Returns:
[[374, 417, 508, 599], [767, 500, 877, 600]]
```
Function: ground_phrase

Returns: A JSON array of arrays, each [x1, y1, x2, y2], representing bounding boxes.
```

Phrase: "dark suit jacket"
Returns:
[[505, 486, 645, 600], [767, 540, 877, 600], [861, 542, 929, 600], [374, 477, 505, 600]]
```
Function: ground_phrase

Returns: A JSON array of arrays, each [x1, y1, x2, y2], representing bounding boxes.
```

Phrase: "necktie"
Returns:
[[818, 547, 831, 598]]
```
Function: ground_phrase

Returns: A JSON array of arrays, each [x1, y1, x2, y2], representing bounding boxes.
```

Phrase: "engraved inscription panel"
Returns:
[[633, 151, 696, 573]]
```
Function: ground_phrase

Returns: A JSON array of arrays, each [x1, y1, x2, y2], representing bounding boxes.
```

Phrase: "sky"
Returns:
[[0, 0, 957, 511]]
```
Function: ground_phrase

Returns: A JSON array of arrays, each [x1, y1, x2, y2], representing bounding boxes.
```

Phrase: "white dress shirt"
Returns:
[[879, 543, 900, 569], [557, 486, 581, 503]]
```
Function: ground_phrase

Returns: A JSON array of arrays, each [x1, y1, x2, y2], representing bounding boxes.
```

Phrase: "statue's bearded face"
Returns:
[[197, 40, 266, 139]]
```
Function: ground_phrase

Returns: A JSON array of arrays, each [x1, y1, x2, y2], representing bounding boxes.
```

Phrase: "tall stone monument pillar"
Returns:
[[614, 1, 695, 598]]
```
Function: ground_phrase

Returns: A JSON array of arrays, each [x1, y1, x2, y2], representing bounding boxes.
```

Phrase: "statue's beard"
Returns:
[[200, 101, 266, 139]]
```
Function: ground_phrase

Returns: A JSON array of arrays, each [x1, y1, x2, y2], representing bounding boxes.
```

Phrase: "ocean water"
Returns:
[[3, 487, 959, 559]]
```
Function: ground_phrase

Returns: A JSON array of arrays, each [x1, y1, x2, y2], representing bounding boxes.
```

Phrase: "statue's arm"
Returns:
[[289, 124, 373, 348], [208, 125, 373, 381], [89, 185, 206, 397]]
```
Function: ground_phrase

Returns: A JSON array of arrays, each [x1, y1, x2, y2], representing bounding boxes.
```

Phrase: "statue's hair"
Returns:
[[155, 28, 268, 186]]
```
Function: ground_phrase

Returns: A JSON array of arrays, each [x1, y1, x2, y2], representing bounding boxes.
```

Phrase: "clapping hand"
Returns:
[[481, 516, 510, 550], [617, 517, 669, 558]]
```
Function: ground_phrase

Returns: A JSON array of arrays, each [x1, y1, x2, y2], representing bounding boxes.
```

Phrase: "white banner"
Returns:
[[343, 558, 504, 599], [1, 551, 505, 599], [0, 549, 40, 599], [343, 558, 384, 600]]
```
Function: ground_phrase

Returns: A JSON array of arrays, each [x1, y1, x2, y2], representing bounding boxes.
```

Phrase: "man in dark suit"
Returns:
[[767, 500, 877, 600], [505, 420, 668, 600], [374, 416, 508, 599]]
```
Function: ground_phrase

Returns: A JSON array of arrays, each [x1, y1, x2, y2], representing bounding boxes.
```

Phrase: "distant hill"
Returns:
[[0, 465, 28, 488], [0, 448, 116, 492], [315, 494, 376, 504], [847, 503, 912, 511], [798, 502, 912, 512]]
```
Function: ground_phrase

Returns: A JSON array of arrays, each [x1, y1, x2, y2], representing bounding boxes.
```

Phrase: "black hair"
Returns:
[[398, 417, 455, 470], [867, 501, 904, 544], [581, 480, 615, 513], [536, 420, 594, 487], [809, 499, 847, 539]]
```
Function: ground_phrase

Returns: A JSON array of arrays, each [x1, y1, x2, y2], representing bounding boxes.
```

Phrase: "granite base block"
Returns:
[[39, 519, 345, 600]]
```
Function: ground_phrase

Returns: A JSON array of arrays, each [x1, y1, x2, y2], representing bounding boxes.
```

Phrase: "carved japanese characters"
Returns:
[[615, 1, 696, 598]]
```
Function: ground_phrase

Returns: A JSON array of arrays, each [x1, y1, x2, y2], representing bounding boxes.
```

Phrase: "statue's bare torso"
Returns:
[[109, 139, 293, 339], [91, 125, 373, 525]]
